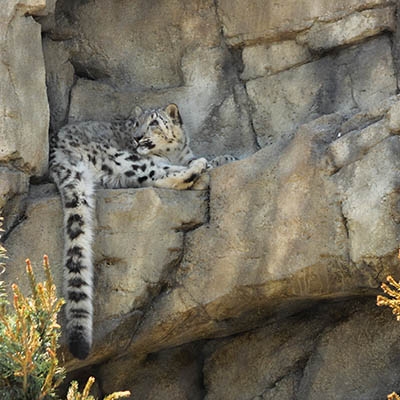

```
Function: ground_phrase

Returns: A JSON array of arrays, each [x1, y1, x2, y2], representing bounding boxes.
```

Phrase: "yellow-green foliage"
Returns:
[[0, 250, 130, 399], [377, 275, 400, 320], [0, 256, 65, 399], [66, 377, 130, 400], [377, 254, 400, 400]]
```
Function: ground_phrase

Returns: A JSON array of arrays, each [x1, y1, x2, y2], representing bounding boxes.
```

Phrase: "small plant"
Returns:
[[0, 251, 130, 399], [377, 275, 400, 320], [0, 256, 65, 399], [377, 249, 400, 400], [66, 377, 130, 400]]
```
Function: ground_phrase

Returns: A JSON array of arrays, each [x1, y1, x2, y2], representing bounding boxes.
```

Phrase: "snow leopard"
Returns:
[[49, 103, 235, 359]]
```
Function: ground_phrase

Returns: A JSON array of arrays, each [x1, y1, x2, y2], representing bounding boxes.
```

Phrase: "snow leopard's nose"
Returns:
[[135, 134, 144, 142]]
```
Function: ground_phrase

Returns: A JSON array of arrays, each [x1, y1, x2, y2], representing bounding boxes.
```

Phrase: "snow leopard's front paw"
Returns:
[[189, 157, 208, 174], [207, 154, 237, 169]]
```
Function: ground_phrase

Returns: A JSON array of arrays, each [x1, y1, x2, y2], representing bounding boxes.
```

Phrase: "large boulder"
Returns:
[[0, 0, 49, 176]]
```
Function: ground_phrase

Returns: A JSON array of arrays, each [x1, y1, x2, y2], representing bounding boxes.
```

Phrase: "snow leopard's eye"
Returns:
[[149, 119, 159, 127]]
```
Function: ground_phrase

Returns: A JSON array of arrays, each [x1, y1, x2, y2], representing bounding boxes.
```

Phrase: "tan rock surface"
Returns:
[[42, 37, 75, 132], [246, 36, 396, 146], [204, 300, 400, 400], [0, 1, 49, 175], [241, 41, 311, 81], [297, 6, 396, 51], [52, 0, 220, 89], [217, 0, 393, 46], [3, 185, 208, 367]]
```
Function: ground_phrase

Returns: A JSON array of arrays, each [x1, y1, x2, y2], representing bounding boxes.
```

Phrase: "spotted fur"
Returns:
[[50, 103, 235, 359]]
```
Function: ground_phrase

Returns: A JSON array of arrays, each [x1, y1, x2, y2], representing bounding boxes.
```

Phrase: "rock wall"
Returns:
[[1, 0, 400, 399]]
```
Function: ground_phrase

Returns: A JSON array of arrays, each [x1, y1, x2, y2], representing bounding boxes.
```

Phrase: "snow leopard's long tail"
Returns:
[[53, 160, 96, 360]]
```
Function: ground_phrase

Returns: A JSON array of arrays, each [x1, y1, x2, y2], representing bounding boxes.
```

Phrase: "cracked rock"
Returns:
[[296, 6, 396, 52], [204, 300, 400, 400], [217, 0, 393, 46], [246, 36, 396, 147], [0, 1, 49, 176]]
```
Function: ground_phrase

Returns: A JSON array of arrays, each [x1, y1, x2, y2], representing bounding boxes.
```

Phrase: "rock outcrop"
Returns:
[[1, 0, 400, 399], [0, 0, 49, 176]]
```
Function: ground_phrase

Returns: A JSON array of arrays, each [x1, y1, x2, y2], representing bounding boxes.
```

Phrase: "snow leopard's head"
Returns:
[[136, 103, 187, 161]]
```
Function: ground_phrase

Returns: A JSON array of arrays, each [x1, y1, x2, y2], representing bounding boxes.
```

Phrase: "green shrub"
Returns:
[[377, 257, 400, 400], [0, 250, 130, 400], [0, 256, 65, 399]]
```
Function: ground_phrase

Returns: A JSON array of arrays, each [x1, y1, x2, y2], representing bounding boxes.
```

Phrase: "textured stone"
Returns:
[[0, 167, 29, 211], [203, 312, 325, 400], [0, 3, 49, 175], [98, 344, 204, 400], [15, 0, 46, 15], [0, 167, 30, 233], [52, 0, 220, 89], [50, 0, 256, 159], [42, 37, 75, 132], [93, 188, 207, 319], [340, 95, 400, 134], [246, 36, 396, 146], [92, 300, 400, 400], [241, 41, 311, 81], [204, 300, 400, 400], [387, 100, 400, 133], [2, 185, 64, 291], [334, 136, 400, 263], [328, 119, 391, 170], [32, 0, 56, 16], [217, 0, 392, 46], [34, 0, 58, 31], [2, 0, 400, 397], [4, 107, 398, 374], [297, 6, 396, 51], [297, 302, 400, 399]]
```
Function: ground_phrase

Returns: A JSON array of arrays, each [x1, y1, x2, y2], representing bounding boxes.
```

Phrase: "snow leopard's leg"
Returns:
[[150, 158, 208, 190], [51, 160, 96, 360], [96, 151, 208, 190]]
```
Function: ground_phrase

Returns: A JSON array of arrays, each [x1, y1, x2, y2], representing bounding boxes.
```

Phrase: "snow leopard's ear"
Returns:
[[164, 103, 182, 125]]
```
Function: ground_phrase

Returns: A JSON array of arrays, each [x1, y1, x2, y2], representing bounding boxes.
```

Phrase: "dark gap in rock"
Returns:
[[70, 60, 109, 81]]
